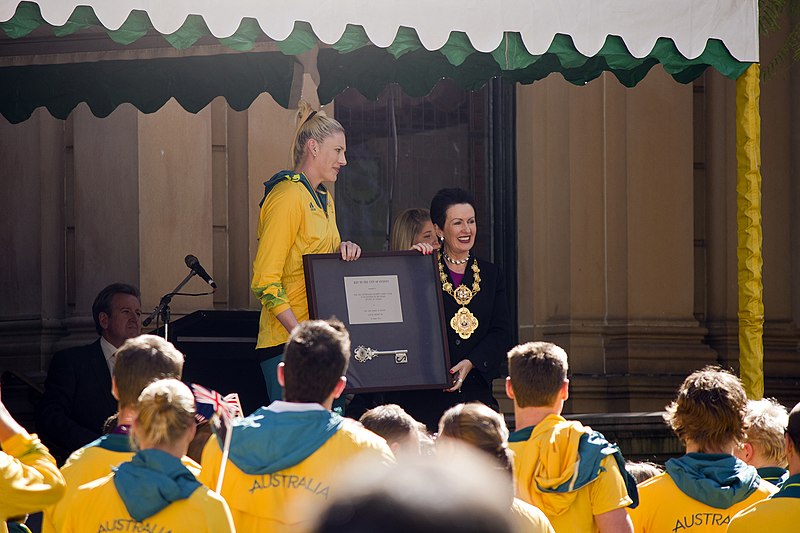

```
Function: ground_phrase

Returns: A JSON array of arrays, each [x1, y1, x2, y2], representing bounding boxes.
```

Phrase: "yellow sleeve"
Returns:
[[251, 182, 303, 317], [589, 455, 633, 516], [0, 432, 65, 519]]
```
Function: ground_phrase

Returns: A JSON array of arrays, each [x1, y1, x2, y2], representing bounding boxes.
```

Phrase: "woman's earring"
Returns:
[[438, 235, 444, 243]]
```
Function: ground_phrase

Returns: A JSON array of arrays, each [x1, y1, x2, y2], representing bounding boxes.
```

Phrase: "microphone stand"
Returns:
[[143, 270, 197, 340]]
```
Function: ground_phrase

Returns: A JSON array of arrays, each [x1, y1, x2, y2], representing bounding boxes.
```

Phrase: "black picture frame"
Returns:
[[303, 250, 451, 393]]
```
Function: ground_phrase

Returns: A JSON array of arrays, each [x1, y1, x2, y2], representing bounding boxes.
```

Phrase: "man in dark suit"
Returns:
[[36, 283, 142, 463]]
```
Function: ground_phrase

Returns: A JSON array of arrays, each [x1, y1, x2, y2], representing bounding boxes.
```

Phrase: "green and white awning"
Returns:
[[0, 0, 758, 122]]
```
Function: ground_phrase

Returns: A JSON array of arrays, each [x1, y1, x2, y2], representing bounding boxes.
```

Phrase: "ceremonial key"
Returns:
[[353, 345, 409, 364]]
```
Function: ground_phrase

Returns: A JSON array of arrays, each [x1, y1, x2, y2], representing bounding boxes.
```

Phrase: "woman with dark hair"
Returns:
[[387, 188, 512, 430], [252, 101, 361, 404]]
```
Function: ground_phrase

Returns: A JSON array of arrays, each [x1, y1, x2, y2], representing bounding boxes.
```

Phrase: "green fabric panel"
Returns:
[[105, 10, 151, 45], [0, 51, 295, 124], [386, 27, 423, 59], [598, 36, 642, 70], [549, 34, 592, 69], [51, 5, 96, 37], [491, 33, 539, 70], [219, 18, 262, 52], [0, 1, 44, 38], [276, 21, 317, 56], [439, 31, 476, 66], [331, 24, 372, 54], [162, 15, 208, 50]]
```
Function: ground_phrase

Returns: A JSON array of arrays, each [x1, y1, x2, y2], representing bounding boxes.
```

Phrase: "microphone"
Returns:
[[185, 254, 217, 289]]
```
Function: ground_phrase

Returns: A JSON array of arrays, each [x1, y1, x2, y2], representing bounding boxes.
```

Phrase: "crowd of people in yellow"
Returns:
[[3, 321, 800, 533]]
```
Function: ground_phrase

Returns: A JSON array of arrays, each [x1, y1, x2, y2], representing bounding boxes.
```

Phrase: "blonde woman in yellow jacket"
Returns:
[[61, 379, 234, 533], [252, 101, 360, 404]]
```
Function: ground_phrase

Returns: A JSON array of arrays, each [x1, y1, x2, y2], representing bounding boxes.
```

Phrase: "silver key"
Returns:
[[354, 345, 409, 364]]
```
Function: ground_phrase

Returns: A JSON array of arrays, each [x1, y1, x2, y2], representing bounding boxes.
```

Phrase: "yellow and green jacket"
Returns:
[[628, 453, 776, 532], [509, 414, 636, 533], [728, 473, 800, 532], [61, 449, 233, 533], [1, 432, 65, 533], [200, 401, 394, 533], [252, 171, 341, 348], [43, 432, 200, 533]]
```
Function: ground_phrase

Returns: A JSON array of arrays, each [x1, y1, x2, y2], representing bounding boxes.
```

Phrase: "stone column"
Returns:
[[518, 68, 717, 413], [137, 100, 214, 316], [0, 109, 66, 371], [70, 104, 140, 339]]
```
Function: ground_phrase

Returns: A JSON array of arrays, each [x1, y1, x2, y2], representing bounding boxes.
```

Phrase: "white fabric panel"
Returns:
[[0, 0, 759, 61]]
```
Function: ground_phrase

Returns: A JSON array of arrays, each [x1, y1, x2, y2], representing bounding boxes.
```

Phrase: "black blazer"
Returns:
[[440, 255, 513, 385], [382, 256, 513, 431], [36, 339, 117, 462]]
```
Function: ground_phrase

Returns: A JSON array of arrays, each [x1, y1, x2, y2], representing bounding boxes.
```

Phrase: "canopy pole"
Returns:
[[735, 63, 764, 399]]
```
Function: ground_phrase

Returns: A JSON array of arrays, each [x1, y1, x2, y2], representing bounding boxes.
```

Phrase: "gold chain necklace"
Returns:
[[438, 253, 481, 339]]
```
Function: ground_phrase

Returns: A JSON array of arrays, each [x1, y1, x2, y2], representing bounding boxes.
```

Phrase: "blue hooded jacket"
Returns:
[[219, 406, 344, 475], [114, 449, 202, 521], [665, 453, 761, 509]]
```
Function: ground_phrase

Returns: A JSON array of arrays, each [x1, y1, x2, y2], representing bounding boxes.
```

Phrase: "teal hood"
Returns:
[[113, 449, 202, 521], [220, 406, 344, 475], [665, 453, 760, 509]]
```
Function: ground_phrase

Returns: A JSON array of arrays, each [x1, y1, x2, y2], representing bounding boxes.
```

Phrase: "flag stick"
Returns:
[[216, 415, 233, 494]]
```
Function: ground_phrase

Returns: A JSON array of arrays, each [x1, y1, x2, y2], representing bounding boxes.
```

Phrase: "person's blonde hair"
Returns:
[[134, 378, 195, 448], [664, 366, 748, 452], [390, 208, 432, 251], [289, 101, 345, 170], [438, 403, 513, 474], [743, 398, 789, 466]]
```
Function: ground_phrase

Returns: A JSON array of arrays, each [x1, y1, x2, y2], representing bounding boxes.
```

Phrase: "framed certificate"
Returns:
[[303, 251, 451, 393]]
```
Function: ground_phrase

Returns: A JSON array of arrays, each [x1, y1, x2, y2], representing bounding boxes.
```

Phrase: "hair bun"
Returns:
[[154, 390, 171, 406]]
